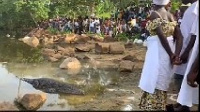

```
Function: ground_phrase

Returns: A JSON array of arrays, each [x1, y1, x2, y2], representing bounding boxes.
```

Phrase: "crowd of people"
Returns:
[[38, 5, 152, 41], [38, 0, 199, 111], [138, 0, 199, 111]]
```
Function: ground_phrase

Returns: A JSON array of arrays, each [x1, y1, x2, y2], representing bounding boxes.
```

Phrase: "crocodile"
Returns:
[[21, 78, 84, 95]]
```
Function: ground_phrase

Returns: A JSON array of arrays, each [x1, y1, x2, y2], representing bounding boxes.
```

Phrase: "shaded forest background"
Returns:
[[0, 0, 181, 36]]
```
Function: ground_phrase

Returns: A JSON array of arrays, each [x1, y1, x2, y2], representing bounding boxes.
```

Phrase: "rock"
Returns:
[[75, 54, 90, 60], [47, 37, 54, 44], [122, 55, 137, 62], [59, 57, 81, 70], [74, 35, 90, 44], [81, 34, 90, 38], [51, 53, 63, 59], [20, 93, 46, 110], [95, 43, 110, 54], [39, 36, 49, 45], [57, 46, 66, 52], [103, 36, 116, 42], [75, 44, 91, 52], [93, 35, 104, 42], [64, 34, 76, 43], [124, 43, 133, 48], [34, 29, 45, 38], [22, 36, 39, 47], [62, 47, 75, 56], [42, 48, 55, 57], [6, 34, 10, 38], [136, 39, 143, 44], [109, 43, 125, 54], [48, 56, 59, 62], [119, 60, 135, 72]]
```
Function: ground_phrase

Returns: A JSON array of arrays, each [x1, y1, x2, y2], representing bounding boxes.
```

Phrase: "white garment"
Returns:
[[174, 1, 198, 76], [177, 31, 199, 107], [153, 0, 170, 5], [138, 35, 175, 94], [90, 21, 95, 27], [95, 19, 101, 33], [177, 2, 199, 107]]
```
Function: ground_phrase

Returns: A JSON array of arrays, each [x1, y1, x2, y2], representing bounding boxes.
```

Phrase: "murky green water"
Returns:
[[0, 36, 120, 110]]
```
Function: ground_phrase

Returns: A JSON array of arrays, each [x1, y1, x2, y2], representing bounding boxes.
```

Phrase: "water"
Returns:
[[1, 36, 193, 111], [0, 36, 122, 110], [0, 62, 119, 110]]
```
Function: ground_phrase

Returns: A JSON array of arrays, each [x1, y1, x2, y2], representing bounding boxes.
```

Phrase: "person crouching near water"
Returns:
[[138, 0, 183, 111]]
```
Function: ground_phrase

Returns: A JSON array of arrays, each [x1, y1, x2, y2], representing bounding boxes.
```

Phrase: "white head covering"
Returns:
[[181, 3, 192, 7], [153, 0, 170, 5]]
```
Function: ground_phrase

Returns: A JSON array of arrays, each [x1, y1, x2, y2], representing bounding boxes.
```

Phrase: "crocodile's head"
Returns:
[[21, 78, 39, 88]]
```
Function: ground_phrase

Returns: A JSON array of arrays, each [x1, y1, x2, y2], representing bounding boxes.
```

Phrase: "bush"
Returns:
[[115, 33, 129, 41]]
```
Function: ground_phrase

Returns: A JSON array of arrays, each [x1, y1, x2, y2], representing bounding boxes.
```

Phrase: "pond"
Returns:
[[1, 35, 195, 111], [0, 35, 142, 111]]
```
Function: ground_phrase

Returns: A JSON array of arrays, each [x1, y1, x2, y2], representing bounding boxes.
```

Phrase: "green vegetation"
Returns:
[[0, 0, 151, 36], [0, 0, 182, 38], [115, 32, 141, 42], [171, 0, 182, 13]]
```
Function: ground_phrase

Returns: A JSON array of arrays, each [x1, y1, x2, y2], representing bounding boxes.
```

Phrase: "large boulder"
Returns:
[[119, 60, 135, 72], [75, 44, 91, 52], [19, 93, 46, 110], [57, 46, 75, 56], [95, 43, 110, 54], [109, 43, 125, 54], [59, 57, 81, 70], [64, 34, 76, 43], [21, 36, 39, 47]]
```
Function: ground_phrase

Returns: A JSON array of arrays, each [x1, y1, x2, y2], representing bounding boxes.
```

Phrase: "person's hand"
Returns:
[[180, 52, 189, 64], [169, 53, 177, 68], [187, 71, 198, 88], [170, 53, 177, 64], [173, 56, 182, 65]]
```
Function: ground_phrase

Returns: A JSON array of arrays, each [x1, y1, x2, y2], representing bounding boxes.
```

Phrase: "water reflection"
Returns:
[[0, 61, 120, 110], [0, 36, 121, 110], [0, 37, 43, 63]]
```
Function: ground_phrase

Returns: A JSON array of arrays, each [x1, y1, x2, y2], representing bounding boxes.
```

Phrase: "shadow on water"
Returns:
[[0, 36, 121, 110]]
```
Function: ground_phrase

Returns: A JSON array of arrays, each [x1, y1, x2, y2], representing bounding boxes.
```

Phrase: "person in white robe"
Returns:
[[176, 1, 199, 110], [138, 0, 182, 111]]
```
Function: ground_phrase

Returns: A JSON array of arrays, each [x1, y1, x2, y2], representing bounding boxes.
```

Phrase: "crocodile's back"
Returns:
[[23, 78, 84, 95]]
